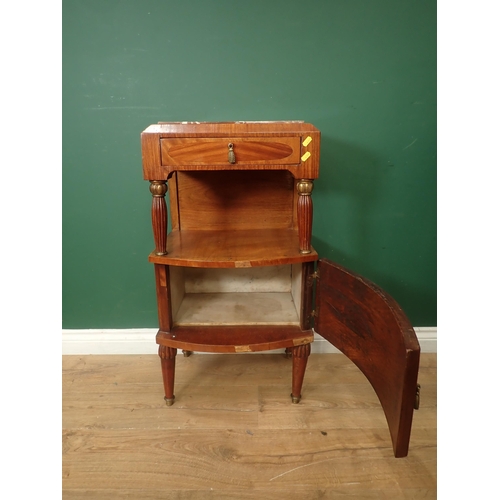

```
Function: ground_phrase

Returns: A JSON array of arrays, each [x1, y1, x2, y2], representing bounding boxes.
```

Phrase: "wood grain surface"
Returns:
[[141, 121, 320, 180], [147, 229, 318, 267], [63, 353, 436, 499], [175, 170, 296, 231]]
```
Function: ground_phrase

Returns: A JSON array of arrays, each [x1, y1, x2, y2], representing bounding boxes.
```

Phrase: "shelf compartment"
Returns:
[[148, 229, 318, 268], [175, 292, 300, 326], [170, 264, 304, 326], [156, 326, 314, 353]]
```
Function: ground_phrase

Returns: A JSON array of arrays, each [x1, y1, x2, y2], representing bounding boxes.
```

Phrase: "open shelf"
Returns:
[[148, 229, 318, 268]]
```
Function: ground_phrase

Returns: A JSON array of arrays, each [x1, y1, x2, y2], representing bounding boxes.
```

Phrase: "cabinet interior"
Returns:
[[170, 264, 303, 326]]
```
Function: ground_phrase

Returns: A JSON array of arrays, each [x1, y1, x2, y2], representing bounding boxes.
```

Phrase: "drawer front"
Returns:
[[160, 137, 301, 166]]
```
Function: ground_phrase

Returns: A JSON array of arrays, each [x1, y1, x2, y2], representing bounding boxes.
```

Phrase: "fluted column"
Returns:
[[297, 179, 314, 254], [149, 180, 168, 256], [159, 345, 177, 406], [291, 343, 311, 403]]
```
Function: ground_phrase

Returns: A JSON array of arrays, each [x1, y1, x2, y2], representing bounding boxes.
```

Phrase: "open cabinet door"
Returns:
[[315, 259, 421, 458]]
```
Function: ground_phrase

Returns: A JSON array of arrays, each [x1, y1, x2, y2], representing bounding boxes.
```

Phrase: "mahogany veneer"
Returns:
[[141, 121, 420, 457]]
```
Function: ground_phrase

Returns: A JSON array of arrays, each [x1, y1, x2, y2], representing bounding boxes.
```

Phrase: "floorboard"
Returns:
[[63, 353, 437, 499]]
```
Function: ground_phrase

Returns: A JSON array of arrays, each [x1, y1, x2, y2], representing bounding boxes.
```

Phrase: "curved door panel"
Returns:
[[315, 259, 420, 458]]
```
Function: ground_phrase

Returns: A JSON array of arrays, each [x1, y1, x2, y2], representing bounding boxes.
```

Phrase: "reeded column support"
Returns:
[[149, 180, 168, 256], [291, 343, 311, 403], [159, 345, 177, 406], [297, 179, 314, 254]]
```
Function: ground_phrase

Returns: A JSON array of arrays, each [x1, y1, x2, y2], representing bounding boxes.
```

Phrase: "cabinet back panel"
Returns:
[[174, 171, 296, 230], [184, 266, 292, 293]]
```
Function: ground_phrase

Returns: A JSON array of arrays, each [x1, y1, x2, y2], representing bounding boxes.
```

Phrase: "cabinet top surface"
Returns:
[[142, 121, 320, 136]]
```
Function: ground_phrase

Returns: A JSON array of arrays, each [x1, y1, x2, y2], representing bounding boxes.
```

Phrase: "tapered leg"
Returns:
[[159, 345, 177, 406], [291, 343, 311, 403]]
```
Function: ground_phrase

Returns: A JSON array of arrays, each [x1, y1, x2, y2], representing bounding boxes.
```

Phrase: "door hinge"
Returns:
[[307, 270, 320, 287], [414, 384, 421, 410]]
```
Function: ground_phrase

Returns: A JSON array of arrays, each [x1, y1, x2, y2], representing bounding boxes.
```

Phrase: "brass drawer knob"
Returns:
[[228, 143, 236, 164]]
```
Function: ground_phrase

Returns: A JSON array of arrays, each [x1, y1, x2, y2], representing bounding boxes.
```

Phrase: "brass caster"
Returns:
[[182, 350, 193, 357], [291, 394, 301, 404], [164, 396, 175, 406]]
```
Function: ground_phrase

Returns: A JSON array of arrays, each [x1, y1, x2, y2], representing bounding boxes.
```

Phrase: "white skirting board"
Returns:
[[62, 327, 437, 355]]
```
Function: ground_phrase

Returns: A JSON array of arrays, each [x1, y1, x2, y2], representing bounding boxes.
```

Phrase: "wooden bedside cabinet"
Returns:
[[141, 121, 420, 457]]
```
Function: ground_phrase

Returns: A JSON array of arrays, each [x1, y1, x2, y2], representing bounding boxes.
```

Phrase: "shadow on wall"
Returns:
[[311, 135, 435, 321], [313, 134, 381, 272], [313, 231, 436, 323]]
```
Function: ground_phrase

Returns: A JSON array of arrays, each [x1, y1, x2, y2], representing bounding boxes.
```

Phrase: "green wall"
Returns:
[[62, 0, 436, 328]]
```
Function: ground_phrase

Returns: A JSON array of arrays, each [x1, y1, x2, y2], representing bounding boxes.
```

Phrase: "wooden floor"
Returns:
[[62, 352, 437, 499]]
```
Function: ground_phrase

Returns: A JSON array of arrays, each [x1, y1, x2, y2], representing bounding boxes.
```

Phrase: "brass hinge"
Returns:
[[414, 384, 421, 410], [307, 270, 320, 287]]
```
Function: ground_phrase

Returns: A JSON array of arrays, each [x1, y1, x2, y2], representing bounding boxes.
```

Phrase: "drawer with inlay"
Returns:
[[141, 121, 320, 179], [160, 136, 301, 166]]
